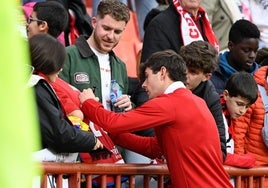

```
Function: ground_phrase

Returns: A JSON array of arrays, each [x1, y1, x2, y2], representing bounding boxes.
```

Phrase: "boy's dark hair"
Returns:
[[225, 72, 258, 105], [256, 47, 268, 66], [179, 40, 218, 73], [139, 49, 187, 84], [229, 19, 260, 44], [97, 0, 130, 24], [34, 1, 68, 38], [30, 34, 66, 75]]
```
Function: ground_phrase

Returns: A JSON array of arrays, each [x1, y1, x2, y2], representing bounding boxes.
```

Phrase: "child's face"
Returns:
[[185, 68, 210, 91], [26, 11, 47, 39], [223, 90, 251, 119], [228, 38, 259, 72]]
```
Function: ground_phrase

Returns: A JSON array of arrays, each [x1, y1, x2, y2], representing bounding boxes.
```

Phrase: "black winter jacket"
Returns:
[[193, 80, 227, 161], [141, 3, 182, 62], [34, 78, 97, 153]]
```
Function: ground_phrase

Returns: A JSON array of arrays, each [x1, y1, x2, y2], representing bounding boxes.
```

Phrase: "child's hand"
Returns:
[[92, 138, 103, 150]]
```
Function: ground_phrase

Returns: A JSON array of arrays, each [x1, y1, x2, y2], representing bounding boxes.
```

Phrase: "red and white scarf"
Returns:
[[173, 0, 219, 51]]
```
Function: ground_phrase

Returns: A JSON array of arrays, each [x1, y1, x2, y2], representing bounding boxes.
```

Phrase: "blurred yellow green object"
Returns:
[[0, 1, 41, 188]]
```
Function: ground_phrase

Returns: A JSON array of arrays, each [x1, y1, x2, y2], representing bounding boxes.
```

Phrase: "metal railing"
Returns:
[[41, 162, 268, 188]]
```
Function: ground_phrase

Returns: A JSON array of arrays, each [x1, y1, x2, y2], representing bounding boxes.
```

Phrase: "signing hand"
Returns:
[[79, 88, 99, 104]]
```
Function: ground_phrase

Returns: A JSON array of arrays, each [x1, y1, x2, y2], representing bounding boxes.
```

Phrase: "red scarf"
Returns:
[[173, 0, 219, 51]]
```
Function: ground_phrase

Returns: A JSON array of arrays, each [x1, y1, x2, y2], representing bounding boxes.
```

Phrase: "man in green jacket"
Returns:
[[60, 0, 132, 111]]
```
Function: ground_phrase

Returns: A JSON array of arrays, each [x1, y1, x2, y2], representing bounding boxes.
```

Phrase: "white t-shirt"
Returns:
[[91, 47, 111, 110]]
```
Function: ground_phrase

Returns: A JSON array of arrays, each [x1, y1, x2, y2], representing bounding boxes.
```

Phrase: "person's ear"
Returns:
[[223, 90, 229, 100], [160, 66, 167, 80], [91, 17, 97, 29], [39, 21, 49, 33], [228, 41, 234, 50], [202, 73, 212, 82]]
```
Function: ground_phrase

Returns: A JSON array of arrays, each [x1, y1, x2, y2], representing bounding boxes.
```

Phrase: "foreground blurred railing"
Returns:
[[41, 162, 268, 188]]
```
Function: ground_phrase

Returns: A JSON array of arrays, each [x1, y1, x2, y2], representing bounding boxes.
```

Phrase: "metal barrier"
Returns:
[[41, 162, 268, 188]]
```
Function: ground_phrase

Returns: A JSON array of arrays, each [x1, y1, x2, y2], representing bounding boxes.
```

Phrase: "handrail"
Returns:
[[41, 162, 268, 188], [42, 162, 169, 175]]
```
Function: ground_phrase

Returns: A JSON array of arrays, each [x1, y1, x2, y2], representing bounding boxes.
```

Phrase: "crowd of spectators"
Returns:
[[19, 0, 268, 187]]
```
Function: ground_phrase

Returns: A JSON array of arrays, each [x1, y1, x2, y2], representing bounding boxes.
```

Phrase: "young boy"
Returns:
[[211, 19, 260, 94], [179, 40, 227, 161], [222, 72, 258, 168]]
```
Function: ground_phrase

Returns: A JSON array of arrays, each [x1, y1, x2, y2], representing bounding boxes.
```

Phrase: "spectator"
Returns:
[[233, 65, 268, 187], [79, 50, 233, 188], [60, 0, 131, 112], [201, 0, 243, 51], [92, 0, 158, 40], [28, 34, 103, 161], [210, 19, 260, 94], [256, 47, 268, 66], [24, 1, 68, 45], [221, 72, 258, 168], [179, 40, 226, 161], [141, 0, 219, 63]]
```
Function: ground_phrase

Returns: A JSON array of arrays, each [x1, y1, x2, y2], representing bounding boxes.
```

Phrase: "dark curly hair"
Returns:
[[179, 40, 218, 74]]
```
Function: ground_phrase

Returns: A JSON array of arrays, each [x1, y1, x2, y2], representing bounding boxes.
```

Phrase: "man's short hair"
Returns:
[[139, 49, 187, 84], [97, 0, 130, 24]]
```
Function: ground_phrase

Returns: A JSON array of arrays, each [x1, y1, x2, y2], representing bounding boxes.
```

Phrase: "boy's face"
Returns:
[[26, 11, 48, 38], [186, 68, 210, 91], [223, 90, 251, 119], [228, 38, 259, 72]]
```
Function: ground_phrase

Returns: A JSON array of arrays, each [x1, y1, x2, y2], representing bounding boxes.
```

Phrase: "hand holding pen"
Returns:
[[79, 88, 99, 104]]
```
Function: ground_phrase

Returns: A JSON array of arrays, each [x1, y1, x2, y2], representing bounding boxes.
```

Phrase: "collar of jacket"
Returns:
[[74, 35, 117, 59], [192, 80, 206, 98]]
